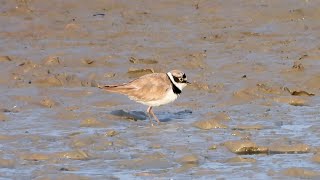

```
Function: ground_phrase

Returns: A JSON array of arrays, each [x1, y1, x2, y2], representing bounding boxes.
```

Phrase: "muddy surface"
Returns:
[[1, 0, 320, 179]]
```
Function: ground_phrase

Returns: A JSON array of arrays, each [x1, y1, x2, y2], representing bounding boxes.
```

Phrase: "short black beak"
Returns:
[[186, 81, 191, 84]]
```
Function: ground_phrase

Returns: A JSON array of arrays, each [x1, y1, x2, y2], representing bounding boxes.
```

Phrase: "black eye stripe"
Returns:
[[173, 76, 180, 82], [173, 75, 187, 83]]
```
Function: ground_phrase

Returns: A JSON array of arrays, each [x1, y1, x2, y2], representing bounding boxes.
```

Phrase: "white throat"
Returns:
[[167, 72, 187, 91]]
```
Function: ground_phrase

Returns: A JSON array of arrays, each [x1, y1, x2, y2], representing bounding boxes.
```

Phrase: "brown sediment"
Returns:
[[193, 112, 229, 130], [91, 101, 121, 108], [0, 112, 8, 121], [312, 153, 320, 163], [232, 124, 265, 131], [20, 153, 52, 161], [105, 130, 119, 137], [224, 156, 256, 163], [42, 56, 61, 66], [116, 153, 173, 170], [129, 57, 158, 64], [80, 117, 108, 128], [174, 154, 200, 173], [38, 97, 58, 108], [70, 136, 96, 148], [193, 119, 227, 130], [273, 96, 308, 106], [0, 56, 12, 62], [127, 68, 155, 78], [54, 110, 78, 120], [268, 143, 310, 154], [304, 74, 320, 90], [176, 154, 199, 165], [281, 168, 320, 178], [0, 135, 16, 141], [0, 158, 15, 168], [34, 75, 63, 87], [56, 150, 91, 160]]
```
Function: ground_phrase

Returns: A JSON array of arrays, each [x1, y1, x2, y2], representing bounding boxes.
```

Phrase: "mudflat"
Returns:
[[0, 0, 319, 179]]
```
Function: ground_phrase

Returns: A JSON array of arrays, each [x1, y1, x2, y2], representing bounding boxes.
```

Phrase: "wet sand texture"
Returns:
[[1, 0, 320, 179]]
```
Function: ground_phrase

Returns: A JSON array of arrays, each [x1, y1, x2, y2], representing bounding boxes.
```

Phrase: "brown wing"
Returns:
[[102, 73, 171, 102]]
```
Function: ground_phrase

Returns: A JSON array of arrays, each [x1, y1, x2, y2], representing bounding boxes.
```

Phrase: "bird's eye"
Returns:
[[179, 77, 183, 82]]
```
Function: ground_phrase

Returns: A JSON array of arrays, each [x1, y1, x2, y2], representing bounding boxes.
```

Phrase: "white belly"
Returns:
[[137, 90, 178, 107]]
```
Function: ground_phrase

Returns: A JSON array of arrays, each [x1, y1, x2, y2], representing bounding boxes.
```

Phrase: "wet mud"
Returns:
[[1, 0, 320, 179]]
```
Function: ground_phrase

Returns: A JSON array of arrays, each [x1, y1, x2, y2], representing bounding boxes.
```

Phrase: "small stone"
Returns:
[[64, 23, 81, 31], [292, 61, 304, 70], [208, 145, 217, 150], [105, 130, 118, 137], [83, 59, 94, 65], [59, 167, 71, 171], [224, 140, 268, 155]]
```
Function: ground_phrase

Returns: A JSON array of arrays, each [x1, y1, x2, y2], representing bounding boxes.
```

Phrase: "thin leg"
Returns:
[[147, 106, 154, 126], [147, 106, 160, 124]]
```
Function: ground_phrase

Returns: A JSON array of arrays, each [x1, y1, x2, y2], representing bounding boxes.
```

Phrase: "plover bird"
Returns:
[[100, 70, 190, 125]]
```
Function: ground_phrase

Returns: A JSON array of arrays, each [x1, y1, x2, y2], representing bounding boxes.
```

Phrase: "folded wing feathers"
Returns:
[[100, 73, 171, 102]]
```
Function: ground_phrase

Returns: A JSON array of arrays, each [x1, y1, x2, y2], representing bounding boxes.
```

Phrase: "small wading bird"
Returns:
[[100, 70, 190, 125]]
